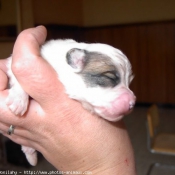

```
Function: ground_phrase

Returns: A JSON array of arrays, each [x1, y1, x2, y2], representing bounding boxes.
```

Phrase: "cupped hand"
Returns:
[[0, 26, 136, 175]]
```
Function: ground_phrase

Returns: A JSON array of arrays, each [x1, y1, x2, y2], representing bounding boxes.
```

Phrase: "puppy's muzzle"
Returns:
[[94, 87, 136, 122]]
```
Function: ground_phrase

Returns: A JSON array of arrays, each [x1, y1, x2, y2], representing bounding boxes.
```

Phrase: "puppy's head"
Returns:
[[66, 43, 136, 122]]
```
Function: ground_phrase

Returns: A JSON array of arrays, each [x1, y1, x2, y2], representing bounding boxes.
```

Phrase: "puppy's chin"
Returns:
[[93, 101, 135, 122], [103, 115, 124, 122], [94, 106, 124, 122]]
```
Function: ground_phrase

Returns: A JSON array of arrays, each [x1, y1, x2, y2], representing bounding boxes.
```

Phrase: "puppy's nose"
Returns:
[[129, 100, 135, 110]]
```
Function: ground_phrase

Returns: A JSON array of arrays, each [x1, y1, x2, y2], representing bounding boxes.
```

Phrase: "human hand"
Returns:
[[0, 26, 136, 174]]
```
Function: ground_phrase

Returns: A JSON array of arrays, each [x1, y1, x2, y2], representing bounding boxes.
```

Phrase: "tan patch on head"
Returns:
[[84, 54, 116, 74], [80, 52, 120, 87]]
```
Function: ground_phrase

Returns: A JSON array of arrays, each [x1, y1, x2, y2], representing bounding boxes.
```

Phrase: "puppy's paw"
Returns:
[[22, 146, 37, 166], [6, 88, 29, 116]]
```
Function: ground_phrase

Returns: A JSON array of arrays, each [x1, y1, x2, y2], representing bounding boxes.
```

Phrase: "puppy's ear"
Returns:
[[66, 48, 86, 72]]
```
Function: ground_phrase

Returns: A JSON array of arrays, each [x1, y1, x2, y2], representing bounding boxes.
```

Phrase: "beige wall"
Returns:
[[33, 0, 175, 26], [0, 0, 175, 27], [0, 0, 16, 26], [0, 42, 14, 58], [33, 0, 83, 26], [82, 0, 175, 26], [0, 0, 83, 27]]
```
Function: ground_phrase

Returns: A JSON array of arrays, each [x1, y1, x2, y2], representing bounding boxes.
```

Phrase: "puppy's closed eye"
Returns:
[[102, 71, 120, 81], [101, 71, 120, 86], [83, 71, 120, 88]]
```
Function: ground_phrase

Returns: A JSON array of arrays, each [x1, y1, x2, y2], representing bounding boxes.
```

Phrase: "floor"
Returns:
[[124, 105, 175, 175], [1, 106, 175, 175]]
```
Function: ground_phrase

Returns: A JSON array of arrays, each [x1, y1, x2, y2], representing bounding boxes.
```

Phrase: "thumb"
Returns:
[[12, 26, 47, 59], [11, 26, 66, 110]]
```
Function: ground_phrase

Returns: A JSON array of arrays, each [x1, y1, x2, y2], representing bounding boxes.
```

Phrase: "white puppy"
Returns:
[[6, 39, 136, 166]]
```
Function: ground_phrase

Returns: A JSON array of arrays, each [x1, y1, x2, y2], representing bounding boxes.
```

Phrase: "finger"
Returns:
[[0, 92, 57, 142], [0, 122, 34, 141], [0, 96, 44, 148], [0, 92, 41, 126], [0, 122, 9, 133], [0, 59, 8, 91], [12, 26, 47, 60], [0, 91, 24, 125], [11, 26, 66, 111]]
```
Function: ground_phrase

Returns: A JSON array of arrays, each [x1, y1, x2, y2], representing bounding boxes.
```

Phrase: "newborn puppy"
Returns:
[[6, 39, 136, 166]]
